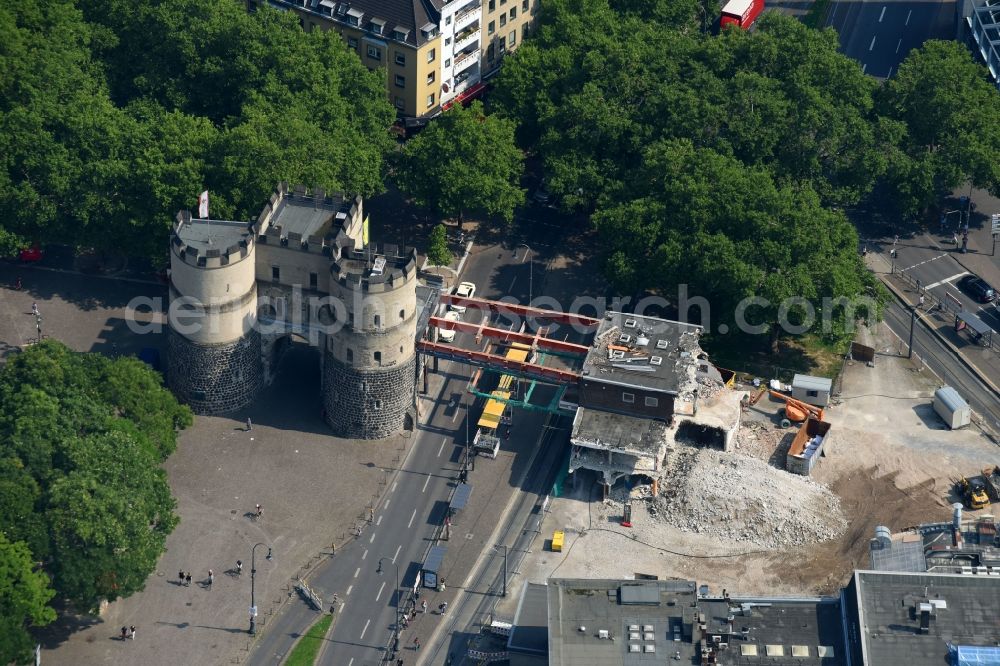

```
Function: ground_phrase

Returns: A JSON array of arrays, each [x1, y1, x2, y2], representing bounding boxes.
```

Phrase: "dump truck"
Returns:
[[959, 476, 991, 510]]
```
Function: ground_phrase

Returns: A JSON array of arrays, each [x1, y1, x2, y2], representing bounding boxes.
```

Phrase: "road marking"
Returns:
[[887, 66, 893, 78], [408, 508, 418, 528], [451, 405, 461, 423], [362, 549, 368, 560], [869, 36, 877, 51], [376, 581, 386, 601], [369, 531, 376, 543], [925, 272, 969, 290], [896, 38, 902, 53], [349, 659, 354, 666], [900, 253, 949, 272], [354, 567, 360, 578], [384, 498, 391, 510], [392, 544, 401, 563], [905, 8, 911, 24], [508, 277, 517, 291], [376, 515, 383, 526], [437, 438, 446, 457], [347, 584, 354, 596], [360, 619, 370, 640], [879, 6, 886, 21], [862, 63, 868, 73], [422, 474, 431, 492]]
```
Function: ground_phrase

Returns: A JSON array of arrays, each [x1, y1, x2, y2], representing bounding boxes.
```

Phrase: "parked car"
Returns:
[[959, 275, 996, 303], [438, 310, 461, 343], [450, 281, 477, 313], [18, 244, 43, 263]]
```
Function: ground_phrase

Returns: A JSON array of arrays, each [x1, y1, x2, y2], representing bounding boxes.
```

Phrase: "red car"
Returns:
[[18, 244, 43, 262]]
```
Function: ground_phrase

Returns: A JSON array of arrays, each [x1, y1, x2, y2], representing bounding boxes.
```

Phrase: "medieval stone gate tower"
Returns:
[[167, 184, 418, 440]]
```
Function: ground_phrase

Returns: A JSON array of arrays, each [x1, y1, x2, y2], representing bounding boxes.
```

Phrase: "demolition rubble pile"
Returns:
[[648, 446, 847, 549], [734, 420, 792, 461]]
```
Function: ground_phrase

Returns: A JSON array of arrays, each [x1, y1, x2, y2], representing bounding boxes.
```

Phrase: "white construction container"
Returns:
[[933, 386, 971, 430]]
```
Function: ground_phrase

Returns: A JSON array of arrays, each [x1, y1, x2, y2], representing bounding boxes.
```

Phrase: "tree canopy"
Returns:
[[0, 0, 395, 261], [396, 101, 525, 225], [425, 224, 453, 267], [0, 341, 191, 616], [0, 533, 56, 666]]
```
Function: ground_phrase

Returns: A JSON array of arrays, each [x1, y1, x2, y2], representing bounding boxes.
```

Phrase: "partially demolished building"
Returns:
[[569, 312, 743, 496]]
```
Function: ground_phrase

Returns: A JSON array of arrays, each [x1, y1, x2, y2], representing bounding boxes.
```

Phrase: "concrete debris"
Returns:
[[644, 445, 846, 550], [734, 420, 791, 462]]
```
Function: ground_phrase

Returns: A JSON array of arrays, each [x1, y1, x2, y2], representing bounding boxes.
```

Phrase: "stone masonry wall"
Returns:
[[167, 328, 264, 414], [322, 352, 416, 439]]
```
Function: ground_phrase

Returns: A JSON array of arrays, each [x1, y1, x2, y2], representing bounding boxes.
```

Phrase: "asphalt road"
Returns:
[[826, 0, 953, 78]]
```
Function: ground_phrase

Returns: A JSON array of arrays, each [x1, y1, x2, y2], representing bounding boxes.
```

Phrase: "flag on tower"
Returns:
[[198, 190, 209, 218]]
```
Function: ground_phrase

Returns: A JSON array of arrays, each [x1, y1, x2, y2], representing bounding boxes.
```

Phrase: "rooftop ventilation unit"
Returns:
[[650, 356, 663, 366], [644, 645, 656, 653], [611, 350, 625, 360], [629, 644, 641, 653], [636, 336, 650, 346], [618, 334, 632, 344], [598, 629, 610, 639], [629, 625, 640, 632], [630, 632, 641, 640], [625, 318, 638, 328], [643, 625, 654, 632], [656, 339, 669, 349], [644, 632, 655, 641]]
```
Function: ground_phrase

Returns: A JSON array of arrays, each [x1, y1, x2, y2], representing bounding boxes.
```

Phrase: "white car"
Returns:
[[438, 310, 461, 343], [450, 281, 477, 313]]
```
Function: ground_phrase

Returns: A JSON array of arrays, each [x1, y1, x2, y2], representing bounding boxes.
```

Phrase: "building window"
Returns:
[[374, 351, 382, 364], [394, 96, 405, 110], [392, 29, 407, 41], [807, 389, 819, 398], [271, 266, 280, 281], [347, 36, 358, 50], [445, 58, 451, 67], [522, 0, 528, 10], [622, 392, 635, 404], [510, 7, 517, 18], [367, 45, 381, 60], [427, 71, 436, 84], [373, 399, 382, 410], [499, 36, 506, 52], [510, 29, 516, 45], [487, 43, 495, 60], [346, 348, 354, 363], [645, 397, 659, 407], [395, 51, 406, 65], [445, 37, 452, 46], [395, 74, 406, 88], [489, 0, 495, 9], [488, 20, 495, 34], [445, 15, 451, 25], [374, 315, 381, 328], [428, 48, 436, 62], [371, 20, 384, 35], [309, 272, 318, 289], [501, 0, 507, 4], [500, 13, 506, 26], [400, 309, 406, 320], [427, 93, 435, 107]]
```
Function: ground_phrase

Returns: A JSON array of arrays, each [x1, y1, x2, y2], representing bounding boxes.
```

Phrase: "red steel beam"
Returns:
[[428, 316, 591, 355], [417, 340, 580, 384], [438, 294, 601, 327]]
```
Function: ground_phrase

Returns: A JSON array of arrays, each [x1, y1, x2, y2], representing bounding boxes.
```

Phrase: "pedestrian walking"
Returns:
[[121, 626, 128, 641], [893, 234, 899, 246], [186, 572, 192, 586], [439, 602, 448, 615], [246, 417, 252, 431], [179, 570, 185, 584], [130, 626, 136, 640], [236, 560, 243, 575], [14, 276, 21, 290], [255, 503, 262, 518], [31, 302, 38, 316], [413, 637, 420, 650], [208, 570, 214, 587], [918, 295, 925, 309], [954, 232, 960, 245], [421, 600, 427, 613], [411, 608, 417, 620]]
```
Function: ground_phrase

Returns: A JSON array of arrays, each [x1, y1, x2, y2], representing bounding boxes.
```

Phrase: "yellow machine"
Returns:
[[551, 531, 564, 552], [769, 390, 825, 423], [959, 476, 991, 510]]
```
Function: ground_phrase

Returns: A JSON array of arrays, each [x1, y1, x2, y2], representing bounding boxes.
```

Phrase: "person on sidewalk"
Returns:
[[121, 627, 128, 641], [236, 560, 243, 575], [129, 626, 136, 641], [421, 600, 427, 613], [208, 570, 214, 587], [246, 417, 252, 431], [186, 572, 192, 586], [413, 637, 420, 651], [918, 295, 925, 309]]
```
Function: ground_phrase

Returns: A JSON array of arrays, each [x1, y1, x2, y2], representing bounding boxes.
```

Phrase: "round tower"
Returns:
[[166, 211, 263, 414], [321, 244, 418, 439]]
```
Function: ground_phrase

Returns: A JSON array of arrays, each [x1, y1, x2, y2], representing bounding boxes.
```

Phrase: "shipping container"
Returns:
[[785, 418, 831, 476]]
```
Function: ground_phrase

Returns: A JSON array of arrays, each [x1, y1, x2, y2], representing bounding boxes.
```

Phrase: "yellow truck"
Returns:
[[959, 476, 991, 510], [551, 530, 565, 552]]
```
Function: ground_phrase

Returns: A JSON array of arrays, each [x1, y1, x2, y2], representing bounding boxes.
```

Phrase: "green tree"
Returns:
[[397, 101, 525, 226], [0, 533, 56, 665], [425, 224, 453, 266], [0, 341, 190, 610], [878, 40, 1000, 215]]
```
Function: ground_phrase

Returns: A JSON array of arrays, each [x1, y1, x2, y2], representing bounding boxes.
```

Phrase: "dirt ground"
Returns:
[[496, 320, 1000, 616]]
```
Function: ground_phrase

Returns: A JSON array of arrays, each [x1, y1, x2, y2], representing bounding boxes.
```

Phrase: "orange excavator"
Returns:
[[768, 390, 825, 423]]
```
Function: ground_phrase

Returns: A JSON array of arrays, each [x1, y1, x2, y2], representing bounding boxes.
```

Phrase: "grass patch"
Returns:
[[802, 0, 833, 29], [284, 613, 333, 666], [704, 332, 847, 382]]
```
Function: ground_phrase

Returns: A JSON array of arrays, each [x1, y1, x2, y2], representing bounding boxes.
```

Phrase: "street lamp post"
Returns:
[[495, 544, 508, 597], [377, 557, 401, 658], [518, 244, 533, 307], [249, 543, 272, 635]]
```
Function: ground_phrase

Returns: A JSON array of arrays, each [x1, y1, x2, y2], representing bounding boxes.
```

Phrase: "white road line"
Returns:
[[887, 67, 893, 78], [508, 277, 517, 291], [391, 481, 397, 494], [347, 584, 354, 596], [925, 272, 969, 290], [392, 544, 402, 563], [422, 474, 431, 492], [905, 8, 912, 24], [896, 38, 902, 53], [376, 581, 386, 601], [437, 438, 446, 457], [869, 36, 877, 51], [362, 549, 368, 560], [879, 6, 886, 21], [354, 567, 360, 578], [360, 619, 370, 640], [408, 508, 418, 528], [349, 659, 354, 666], [901, 253, 948, 272], [451, 406, 460, 423], [376, 515, 383, 526], [384, 498, 391, 510], [862, 63, 868, 73], [369, 531, 376, 543]]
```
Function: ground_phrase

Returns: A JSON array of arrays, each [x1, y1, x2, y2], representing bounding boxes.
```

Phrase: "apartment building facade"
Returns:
[[249, 0, 538, 118]]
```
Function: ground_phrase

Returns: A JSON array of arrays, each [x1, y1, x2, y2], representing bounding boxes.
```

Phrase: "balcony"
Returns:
[[453, 49, 478, 72], [453, 26, 480, 52], [454, 3, 481, 30]]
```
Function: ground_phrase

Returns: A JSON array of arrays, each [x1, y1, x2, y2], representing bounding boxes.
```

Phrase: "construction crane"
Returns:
[[768, 390, 825, 424]]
